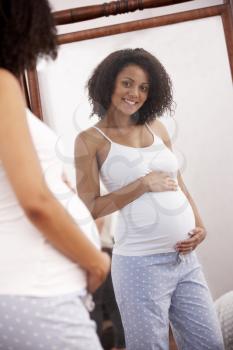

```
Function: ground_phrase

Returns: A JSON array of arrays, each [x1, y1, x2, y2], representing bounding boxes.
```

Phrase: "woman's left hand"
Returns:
[[175, 227, 207, 254]]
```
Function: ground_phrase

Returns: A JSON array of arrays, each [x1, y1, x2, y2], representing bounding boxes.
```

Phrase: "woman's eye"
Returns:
[[140, 85, 149, 92], [122, 81, 131, 87]]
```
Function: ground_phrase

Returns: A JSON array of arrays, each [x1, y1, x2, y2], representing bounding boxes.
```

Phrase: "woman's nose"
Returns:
[[129, 86, 139, 97]]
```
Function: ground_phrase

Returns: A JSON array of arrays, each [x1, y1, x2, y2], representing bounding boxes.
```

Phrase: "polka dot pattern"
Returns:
[[0, 293, 102, 350], [112, 252, 225, 350]]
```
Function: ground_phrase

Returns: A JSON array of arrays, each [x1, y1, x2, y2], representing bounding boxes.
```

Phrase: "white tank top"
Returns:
[[93, 123, 195, 256], [0, 109, 100, 296]]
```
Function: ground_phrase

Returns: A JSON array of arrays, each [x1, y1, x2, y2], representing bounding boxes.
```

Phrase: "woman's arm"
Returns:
[[75, 130, 177, 219], [176, 172, 206, 252], [0, 69, 110, 292], [151, 119, 206, 252], [95, 217, 105, 234]]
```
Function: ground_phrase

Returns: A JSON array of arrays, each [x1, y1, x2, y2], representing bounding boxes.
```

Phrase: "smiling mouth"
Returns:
[[123, 98, 138, 106]]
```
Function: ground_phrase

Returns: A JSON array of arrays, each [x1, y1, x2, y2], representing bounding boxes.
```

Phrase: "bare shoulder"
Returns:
[[0, 68, 15, 80], [0, 69, 19, 92], [149, 118, 172, 149], [0, 69, 25, 126], [74, 125, 106, 157], [0, 69, 24, 120]]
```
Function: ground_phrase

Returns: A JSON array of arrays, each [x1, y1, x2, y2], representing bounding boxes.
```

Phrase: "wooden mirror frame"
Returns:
[[26, 0, 233, 120]]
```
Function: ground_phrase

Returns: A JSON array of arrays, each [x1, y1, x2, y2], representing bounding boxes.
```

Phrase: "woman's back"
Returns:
[[0, 109, 100, 296]]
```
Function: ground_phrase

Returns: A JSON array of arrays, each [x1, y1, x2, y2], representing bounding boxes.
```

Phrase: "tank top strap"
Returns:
[[145, 123, 156, 137], [92, 126, 112, 143]]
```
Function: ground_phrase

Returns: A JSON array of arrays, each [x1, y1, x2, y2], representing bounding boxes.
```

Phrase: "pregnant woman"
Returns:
[[75, 48, 224, 350], [0, 1, 110, 349]]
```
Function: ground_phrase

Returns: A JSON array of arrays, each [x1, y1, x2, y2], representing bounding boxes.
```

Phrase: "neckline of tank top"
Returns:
[[93, 124, 163, 150]]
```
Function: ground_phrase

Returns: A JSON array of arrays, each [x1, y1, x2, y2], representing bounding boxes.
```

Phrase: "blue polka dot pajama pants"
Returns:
[[0, 292, 102, 350], [111, 252, 224, 350]]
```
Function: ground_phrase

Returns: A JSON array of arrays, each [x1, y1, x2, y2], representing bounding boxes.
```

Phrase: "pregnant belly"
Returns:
[[115, 189, 196, 251]]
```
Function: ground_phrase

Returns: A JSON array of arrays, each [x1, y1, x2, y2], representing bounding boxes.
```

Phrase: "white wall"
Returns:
[[42, 0, 233, 299]]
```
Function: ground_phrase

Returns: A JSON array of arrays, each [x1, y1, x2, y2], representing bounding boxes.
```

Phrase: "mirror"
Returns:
[[27, 0, 233, 300]]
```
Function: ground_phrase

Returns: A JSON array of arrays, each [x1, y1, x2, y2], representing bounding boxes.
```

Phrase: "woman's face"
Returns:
[[110, 64, 149, 117]]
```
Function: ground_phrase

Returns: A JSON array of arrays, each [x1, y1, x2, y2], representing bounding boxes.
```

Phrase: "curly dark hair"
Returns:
[[0, 0, 57, 76], [87, 48, 173, 125]]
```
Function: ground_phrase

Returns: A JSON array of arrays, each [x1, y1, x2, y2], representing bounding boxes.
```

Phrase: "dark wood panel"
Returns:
[[53, 0, 193, 25], [222, 0, 233, 77], [27, 70, 43, 120], [19, 74, 31, 110], [57, 5, 225, 44]]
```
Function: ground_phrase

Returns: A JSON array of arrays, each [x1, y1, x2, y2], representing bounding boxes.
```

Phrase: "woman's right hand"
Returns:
[[87, 251, 111, 293], [141, 171, 178, 192]]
